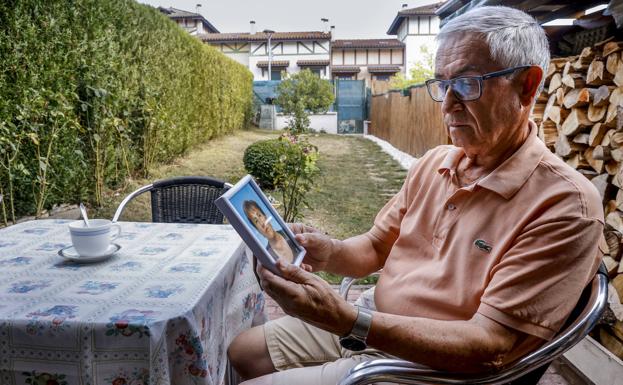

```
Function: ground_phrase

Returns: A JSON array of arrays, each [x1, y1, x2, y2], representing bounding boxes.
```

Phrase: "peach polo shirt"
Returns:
[[371, 122, 603, 363]]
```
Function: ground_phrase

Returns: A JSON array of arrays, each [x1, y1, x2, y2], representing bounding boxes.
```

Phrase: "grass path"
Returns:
[[95, 129, 407, 279]]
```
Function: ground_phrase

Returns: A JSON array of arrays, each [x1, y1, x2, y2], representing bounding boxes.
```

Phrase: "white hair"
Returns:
[[437, 6, 550, 93]]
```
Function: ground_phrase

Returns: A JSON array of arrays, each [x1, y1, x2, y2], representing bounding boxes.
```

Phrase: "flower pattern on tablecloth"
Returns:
[[104, 367, 149, 385], [0, 256, 31, 266], [110, 261, 143, 272], [76, 281, 120, 295], [191, 249, 216, 257], [242, 292, 264, 322], [25, 305, 77, 336], [21, 227, 50, 235], [105, 309, 158, 338], [160, 232, 183, 241], [145, 284, 184, 298], [168, 263, 201, 274], [8, 280, 51, 293], [22, 371, 68, 385], [174, 323, 210, 381], [140, 246, 168, 255]]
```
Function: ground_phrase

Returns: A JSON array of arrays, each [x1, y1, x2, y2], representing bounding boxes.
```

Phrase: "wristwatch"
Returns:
[[339, 306, 373, 351]]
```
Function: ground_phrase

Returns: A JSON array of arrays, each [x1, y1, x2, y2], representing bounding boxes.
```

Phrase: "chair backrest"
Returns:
[[112, 176, 230, 224], [338, 264, 609, 385], [150, 176, 230, 224]]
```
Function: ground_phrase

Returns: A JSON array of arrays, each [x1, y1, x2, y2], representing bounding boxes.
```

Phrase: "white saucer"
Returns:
[[58, 243, 121, 263]]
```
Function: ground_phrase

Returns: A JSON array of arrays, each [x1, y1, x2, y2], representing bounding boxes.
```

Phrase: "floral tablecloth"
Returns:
[[0, 219, 266, 385]]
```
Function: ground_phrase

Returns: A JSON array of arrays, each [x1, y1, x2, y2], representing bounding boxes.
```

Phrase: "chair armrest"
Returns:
[[112, 184, 153, 223], [338, 358, 470, 385], [339, 272, 380, 300]]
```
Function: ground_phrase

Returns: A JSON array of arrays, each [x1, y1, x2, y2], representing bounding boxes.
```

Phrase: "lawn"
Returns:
[[94, 128, 407, 282]]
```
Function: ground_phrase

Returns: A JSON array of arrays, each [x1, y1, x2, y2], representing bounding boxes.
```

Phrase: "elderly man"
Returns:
[[228, 6, 603, 385]]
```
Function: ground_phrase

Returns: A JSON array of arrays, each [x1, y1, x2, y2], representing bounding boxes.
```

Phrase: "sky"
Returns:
[[138, 0, 442, 39]]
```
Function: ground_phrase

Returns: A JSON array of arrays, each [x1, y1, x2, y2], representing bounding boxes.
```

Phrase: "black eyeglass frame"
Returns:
[[425, 65, 532, 102]]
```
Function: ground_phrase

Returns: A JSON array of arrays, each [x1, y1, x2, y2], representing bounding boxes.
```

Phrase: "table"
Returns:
[[0, 219, 266, 385]]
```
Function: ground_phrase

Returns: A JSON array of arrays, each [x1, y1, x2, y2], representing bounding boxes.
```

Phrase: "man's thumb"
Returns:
[[278, 260, 308, 284]]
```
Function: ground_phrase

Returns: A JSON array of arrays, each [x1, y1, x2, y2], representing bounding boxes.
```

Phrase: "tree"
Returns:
[[275, 69, 335, 134], [389, 44, 435, 89]]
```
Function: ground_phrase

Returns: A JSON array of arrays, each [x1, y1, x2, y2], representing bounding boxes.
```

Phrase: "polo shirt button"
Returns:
[[447, 203, 456, 211]]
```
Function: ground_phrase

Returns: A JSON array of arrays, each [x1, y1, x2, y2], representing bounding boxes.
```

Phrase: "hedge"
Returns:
[[0, 0, 253, 222]]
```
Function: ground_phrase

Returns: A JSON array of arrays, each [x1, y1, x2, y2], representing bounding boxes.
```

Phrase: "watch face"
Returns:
[[340, 336, 366, 351]]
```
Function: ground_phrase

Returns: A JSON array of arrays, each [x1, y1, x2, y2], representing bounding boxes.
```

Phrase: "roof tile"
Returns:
[[201, 31, 330, 42], [297, 59, 330, 66], [256, 60, 290, 68], [332, 39, 404, 49], [331, 66, 362, 73]]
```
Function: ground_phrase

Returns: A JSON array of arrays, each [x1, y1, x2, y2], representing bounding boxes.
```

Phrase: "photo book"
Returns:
[[215, 174, 306, 276]]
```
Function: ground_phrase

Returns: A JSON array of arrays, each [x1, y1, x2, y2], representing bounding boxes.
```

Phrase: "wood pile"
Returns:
[[532, 38, 623, 360]]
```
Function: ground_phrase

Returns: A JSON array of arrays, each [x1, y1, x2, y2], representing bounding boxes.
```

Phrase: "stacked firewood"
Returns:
[[532, 38, 623, 360]]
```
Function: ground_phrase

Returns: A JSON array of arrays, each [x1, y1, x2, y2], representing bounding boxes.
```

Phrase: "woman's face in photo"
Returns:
[[247, 206, 276, 238]]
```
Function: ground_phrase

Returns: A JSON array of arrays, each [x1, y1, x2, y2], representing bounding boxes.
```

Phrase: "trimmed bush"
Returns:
[[243, 134, 319, 222], [0, 0, 253, 222], [243, 139, 289, 189]]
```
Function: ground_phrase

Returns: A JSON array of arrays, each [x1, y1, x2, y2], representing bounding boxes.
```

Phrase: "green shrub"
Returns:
[[273, 134, 319, 222], [243, 139, 288, 189], [243, 134, 319, 222], [0, 0, 253, 223]]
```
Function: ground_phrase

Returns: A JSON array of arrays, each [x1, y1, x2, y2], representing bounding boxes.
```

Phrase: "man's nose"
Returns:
[[441, 86, 463, 114]]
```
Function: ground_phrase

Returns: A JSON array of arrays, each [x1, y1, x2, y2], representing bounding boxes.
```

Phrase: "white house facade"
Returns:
[[157, 7, 220, 35], [331, 39, 405, 82], [386, 3, 443, 78], [201, 31, 332, 81]]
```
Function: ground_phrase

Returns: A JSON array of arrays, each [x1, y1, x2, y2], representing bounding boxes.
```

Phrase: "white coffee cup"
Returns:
[[68, 219, 121, 257]]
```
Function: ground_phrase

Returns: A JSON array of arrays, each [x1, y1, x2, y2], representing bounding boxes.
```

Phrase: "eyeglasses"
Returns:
[[425, 65, 531, 102]]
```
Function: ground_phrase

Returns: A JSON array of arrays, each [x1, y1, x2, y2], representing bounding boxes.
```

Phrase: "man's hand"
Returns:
[[289, 223, 337, 272], [259, 259, 357, 336]]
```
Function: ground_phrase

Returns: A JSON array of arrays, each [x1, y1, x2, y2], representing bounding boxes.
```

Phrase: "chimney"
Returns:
[[402, 3, 408, 8], [330, 25, 335, 39], [321, 18, 329, 33], [250, 20, 256, 34]]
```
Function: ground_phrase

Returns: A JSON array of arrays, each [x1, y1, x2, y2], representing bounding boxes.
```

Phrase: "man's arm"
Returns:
[[291, 223, 391, 277], [367, 311, 521, 372], [259, 261, 522, 372]]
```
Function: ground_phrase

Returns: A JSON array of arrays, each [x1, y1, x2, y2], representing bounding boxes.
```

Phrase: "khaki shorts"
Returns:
[[264, 316, 394, 385]]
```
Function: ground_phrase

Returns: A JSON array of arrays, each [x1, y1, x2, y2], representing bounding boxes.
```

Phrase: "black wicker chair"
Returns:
[[112, 176, 231, 224]]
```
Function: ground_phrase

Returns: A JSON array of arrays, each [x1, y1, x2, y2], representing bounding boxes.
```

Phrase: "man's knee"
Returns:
[[228, 325, 276, 380]]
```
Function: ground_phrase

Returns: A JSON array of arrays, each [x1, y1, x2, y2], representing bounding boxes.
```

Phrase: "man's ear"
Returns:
[[516, 66, 543, 107]]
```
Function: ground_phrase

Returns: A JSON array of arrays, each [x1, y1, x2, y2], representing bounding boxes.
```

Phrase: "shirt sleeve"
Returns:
[[478, 216, 603, 340]]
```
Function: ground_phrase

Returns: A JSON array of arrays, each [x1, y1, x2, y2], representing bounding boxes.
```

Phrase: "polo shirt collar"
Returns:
[[437, 121, 546, 200]]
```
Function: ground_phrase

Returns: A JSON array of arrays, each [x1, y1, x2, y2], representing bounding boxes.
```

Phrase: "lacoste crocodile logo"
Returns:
[[474, 239, 492, 253]]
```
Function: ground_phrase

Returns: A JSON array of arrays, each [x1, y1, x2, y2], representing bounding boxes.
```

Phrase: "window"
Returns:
[[271, 69, 283, 80], [374, 74, 391, 81], [309, 68, 322, 77]]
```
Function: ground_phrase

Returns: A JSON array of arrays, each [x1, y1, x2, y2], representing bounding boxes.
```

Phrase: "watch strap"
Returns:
[[349, 305, 373, 340]]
